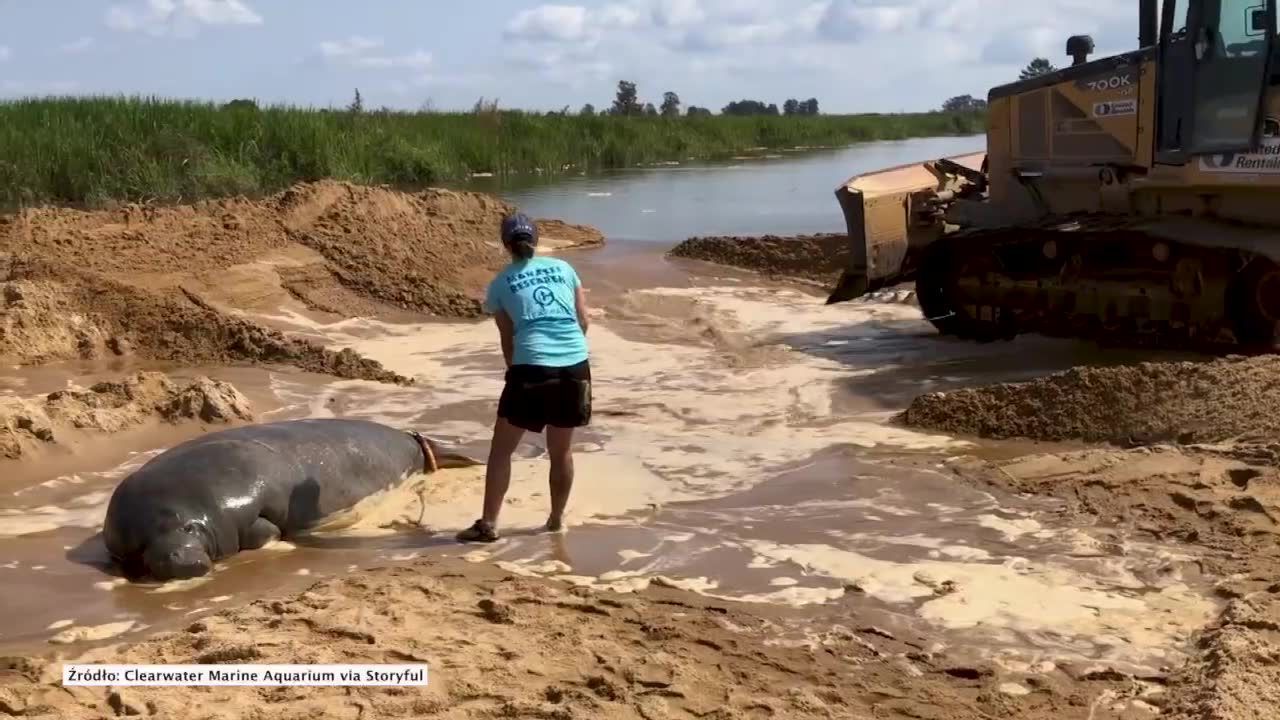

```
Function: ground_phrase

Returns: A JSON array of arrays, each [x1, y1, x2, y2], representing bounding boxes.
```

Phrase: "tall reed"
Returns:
[[0, 95, 987, 209]]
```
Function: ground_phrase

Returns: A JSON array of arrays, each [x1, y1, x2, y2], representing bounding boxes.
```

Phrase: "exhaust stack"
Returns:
[[1139, 0, 1158, 47]]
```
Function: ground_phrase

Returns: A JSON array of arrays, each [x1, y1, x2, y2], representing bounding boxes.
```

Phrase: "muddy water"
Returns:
[[0, 139, 1212, 685]]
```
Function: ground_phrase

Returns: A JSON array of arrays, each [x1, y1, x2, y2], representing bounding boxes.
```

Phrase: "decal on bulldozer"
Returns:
[[1198, 140, 1280, 173], [1093, 99, 1137, 117], [1075, 70, 1137, 94], [1199, 117, 1280, 173]]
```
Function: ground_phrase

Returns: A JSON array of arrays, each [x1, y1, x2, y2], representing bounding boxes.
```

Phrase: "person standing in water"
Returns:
[[457, 212, 592, 543]]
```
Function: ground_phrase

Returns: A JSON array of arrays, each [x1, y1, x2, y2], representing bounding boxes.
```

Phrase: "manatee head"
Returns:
[[135, 515, 215, 582]]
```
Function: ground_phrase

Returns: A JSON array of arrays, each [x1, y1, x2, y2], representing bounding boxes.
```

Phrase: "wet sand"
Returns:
[[0, 233, 1242, 719]]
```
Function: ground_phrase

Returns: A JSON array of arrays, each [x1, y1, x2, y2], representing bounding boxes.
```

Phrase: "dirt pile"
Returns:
[[1, 371, 252, 460], [0, 180, 603, 379], [0, 268, 410, 385], [667, 233, 850, 285], [274, 183, 574, 317], [947, 446, 1280, 720], [901, 355, 1280, 445], [0, 558, 1117, 720]]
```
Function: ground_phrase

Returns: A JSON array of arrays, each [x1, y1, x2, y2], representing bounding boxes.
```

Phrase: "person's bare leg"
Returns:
[[544, 425, 575, 531], [482, 416, 525, 526]]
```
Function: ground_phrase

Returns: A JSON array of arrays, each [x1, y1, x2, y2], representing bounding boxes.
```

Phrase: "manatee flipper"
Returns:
[[243, 517, 282, 550]]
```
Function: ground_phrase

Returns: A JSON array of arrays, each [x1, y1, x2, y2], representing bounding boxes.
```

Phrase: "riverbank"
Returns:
[[668, 233, 851, 288], [0, 96, 986, 208], [1, 179, 603, 384]]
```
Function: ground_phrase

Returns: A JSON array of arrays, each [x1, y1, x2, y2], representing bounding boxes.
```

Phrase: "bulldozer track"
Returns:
[[915, 212, 1280, 353]]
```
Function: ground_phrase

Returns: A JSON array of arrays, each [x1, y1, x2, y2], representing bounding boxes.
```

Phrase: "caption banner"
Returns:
[[63, 664, 429, 687]]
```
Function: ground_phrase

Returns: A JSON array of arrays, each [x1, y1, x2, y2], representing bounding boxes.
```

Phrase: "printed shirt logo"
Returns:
[[506, 265, 575, 317]]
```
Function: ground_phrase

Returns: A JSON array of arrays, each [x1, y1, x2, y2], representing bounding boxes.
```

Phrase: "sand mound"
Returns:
[[1, 180, 603, 378], [901, 355, 1280, 445], [0, 558, 1093, 720], [1, 371, 252, 460], [0, 268, 410, 385], [667, 233, 850, 285]]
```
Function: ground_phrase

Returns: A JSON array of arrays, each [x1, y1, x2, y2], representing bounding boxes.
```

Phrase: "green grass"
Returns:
[[0, 95, 987, 209]]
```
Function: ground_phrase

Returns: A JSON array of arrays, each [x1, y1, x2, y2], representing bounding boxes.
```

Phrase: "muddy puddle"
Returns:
[[0, 244, 1218, 680]]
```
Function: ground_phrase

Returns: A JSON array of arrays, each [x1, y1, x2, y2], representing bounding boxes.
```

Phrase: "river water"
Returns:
[[0, 136, 1217, 680]]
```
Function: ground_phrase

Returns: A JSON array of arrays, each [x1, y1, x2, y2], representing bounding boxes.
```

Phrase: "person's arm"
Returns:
[[566, 263, 589, 334], [574, 285, 589, 334], [482, 276, 515, 367], [495, 309, 515, 368]]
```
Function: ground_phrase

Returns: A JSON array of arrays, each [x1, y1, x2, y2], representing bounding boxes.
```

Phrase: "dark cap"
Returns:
[[501, 212, 538, 245]]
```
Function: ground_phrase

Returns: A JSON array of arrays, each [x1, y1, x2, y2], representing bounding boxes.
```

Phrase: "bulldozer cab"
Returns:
[[1156, 0, 1278, 162]]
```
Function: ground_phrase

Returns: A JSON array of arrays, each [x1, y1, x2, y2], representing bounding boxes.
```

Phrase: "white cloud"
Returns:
[[650, 0, 706, 27], [677, 22, 792, 51], [318, 37, 433, 72], [105, 0, 262, 35], [182, 0, 261, 25], [59, 37, 96, 54], [320, 36, 384, 59], [981, 25, 1064, 65], [0, 46, 10, 62], [597, 4, 644, 29], [819, 0, 922, 41], [353, 50, 433, 71], [505, 5, 594, 43]]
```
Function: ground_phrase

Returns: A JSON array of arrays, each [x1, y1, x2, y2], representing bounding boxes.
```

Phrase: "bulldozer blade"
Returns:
[[826, 151, 986, 305]]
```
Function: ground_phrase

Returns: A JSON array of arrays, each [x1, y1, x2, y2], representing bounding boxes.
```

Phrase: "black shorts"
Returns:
[[497, 360, 592, 433]]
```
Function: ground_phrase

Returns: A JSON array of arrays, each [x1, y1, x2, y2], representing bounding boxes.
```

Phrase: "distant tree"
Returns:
[[611, 80, 642, 116], [686, 105, 712, 116], [580, 103, 596, 116], [224, 98, 258, 111], [660, 91, 681, 117], [783, 98, 800, 116], [347, 88, 364, 113], [1019, 58, 1056, 81], [800, 98, 819, 115], [942, 94, 988, 112], [643, 102, 658, 116], [721, 99, 779, 116]]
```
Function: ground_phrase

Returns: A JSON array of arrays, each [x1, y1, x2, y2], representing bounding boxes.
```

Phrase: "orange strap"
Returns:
[[410, 431, 439, 473]]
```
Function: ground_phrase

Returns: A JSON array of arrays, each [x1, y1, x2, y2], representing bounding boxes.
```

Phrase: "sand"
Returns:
[[0, 556, 1137, 720], [1, 180, 603, 380], [945, 445, 1280, 720], [666, 233, 851, 287], [901, 354, 1280, 446], [0, 371, 251, 460]]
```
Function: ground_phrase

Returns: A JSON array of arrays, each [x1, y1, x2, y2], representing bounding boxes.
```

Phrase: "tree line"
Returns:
[[570, 81, 820, 118]]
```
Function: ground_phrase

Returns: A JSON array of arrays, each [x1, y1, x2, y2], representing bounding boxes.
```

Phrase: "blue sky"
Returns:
[[0, 1, 1137, 113]]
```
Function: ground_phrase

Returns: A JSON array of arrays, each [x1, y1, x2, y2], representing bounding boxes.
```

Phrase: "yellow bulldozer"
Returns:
[[826, 0, 1280, 350]]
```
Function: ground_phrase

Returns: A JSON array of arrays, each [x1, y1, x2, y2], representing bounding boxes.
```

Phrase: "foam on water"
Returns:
[[241, 286, 971, 536]]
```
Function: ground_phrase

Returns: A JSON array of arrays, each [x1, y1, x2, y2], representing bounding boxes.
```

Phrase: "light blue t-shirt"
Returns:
[[483, 256, 589, 367]]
